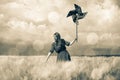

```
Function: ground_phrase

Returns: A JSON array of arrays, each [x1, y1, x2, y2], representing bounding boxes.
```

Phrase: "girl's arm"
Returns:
[[46, 43, 54, 62], [46, 52, 52, 62], [69, 38, 77, 46]]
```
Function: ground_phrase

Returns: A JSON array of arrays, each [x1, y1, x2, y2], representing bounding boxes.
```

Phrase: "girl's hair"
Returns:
[[54, 32, 61, 39]]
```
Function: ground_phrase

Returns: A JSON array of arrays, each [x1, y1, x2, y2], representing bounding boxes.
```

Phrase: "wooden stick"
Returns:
[[76, 21, 79, 42]]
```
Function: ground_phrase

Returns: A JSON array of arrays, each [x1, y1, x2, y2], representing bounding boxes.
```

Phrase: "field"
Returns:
[[0, 56, 120, 80]]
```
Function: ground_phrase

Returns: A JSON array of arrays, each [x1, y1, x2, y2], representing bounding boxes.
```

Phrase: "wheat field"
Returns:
[[0, 56, 120, 80]]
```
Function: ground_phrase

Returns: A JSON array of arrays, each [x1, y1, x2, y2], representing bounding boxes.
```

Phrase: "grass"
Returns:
[[0, 56, 120, 80]]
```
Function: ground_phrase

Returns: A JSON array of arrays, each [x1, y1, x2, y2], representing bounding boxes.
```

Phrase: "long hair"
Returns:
[[54, 32, 61, 39]]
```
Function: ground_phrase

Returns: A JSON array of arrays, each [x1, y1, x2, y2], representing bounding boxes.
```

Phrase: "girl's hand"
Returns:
[[75, 37, 78, 41]]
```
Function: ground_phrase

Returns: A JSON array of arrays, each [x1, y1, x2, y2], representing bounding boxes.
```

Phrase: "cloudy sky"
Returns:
[[0, 0, 120, 55]]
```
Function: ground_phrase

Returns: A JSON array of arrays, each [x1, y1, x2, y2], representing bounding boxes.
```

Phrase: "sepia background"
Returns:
[[0, 0, 120, 80]]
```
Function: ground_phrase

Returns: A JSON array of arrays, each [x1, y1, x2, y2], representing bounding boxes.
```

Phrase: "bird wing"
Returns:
[[74, 4, 82, 13], [67, 10, 77, 17]]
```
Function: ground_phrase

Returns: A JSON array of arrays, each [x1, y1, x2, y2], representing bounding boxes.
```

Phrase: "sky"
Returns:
[[0, 0, 120, 55]]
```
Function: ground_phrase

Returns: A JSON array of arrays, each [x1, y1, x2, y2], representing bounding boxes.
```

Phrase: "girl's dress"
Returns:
[[50, 39, 71, 62]]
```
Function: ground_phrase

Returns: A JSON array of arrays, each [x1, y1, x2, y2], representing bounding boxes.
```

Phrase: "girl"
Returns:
[[46, 32, 77, 62]]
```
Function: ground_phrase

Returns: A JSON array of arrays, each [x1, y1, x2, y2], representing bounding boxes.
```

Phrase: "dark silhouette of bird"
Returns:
[[67, 4, 87, 23]]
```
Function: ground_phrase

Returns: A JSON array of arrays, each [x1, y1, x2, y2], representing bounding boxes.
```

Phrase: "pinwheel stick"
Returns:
[[75, 19, 79, 42], [76, 22, 78, 42]]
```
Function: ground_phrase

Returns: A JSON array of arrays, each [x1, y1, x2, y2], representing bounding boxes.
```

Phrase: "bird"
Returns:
[[67, 4, 88, 23]]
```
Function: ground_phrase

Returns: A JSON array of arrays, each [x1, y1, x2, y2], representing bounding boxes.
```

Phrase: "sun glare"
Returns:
[[102, 9, 112, 21], [87, 32, 99, 45], [48, 11, 60, 24]]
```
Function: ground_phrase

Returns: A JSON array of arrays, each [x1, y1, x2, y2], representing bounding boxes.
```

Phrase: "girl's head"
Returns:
[[54, 32, 61, 42]]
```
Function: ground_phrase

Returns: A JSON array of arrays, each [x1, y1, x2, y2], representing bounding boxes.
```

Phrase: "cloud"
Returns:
[[0, 0, 15, 4], [0, 0, 120, 55], [112, 0, 120, 8]]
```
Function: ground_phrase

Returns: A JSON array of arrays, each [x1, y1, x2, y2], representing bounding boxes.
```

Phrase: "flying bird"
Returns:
[[67, 4, 88, 23]]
